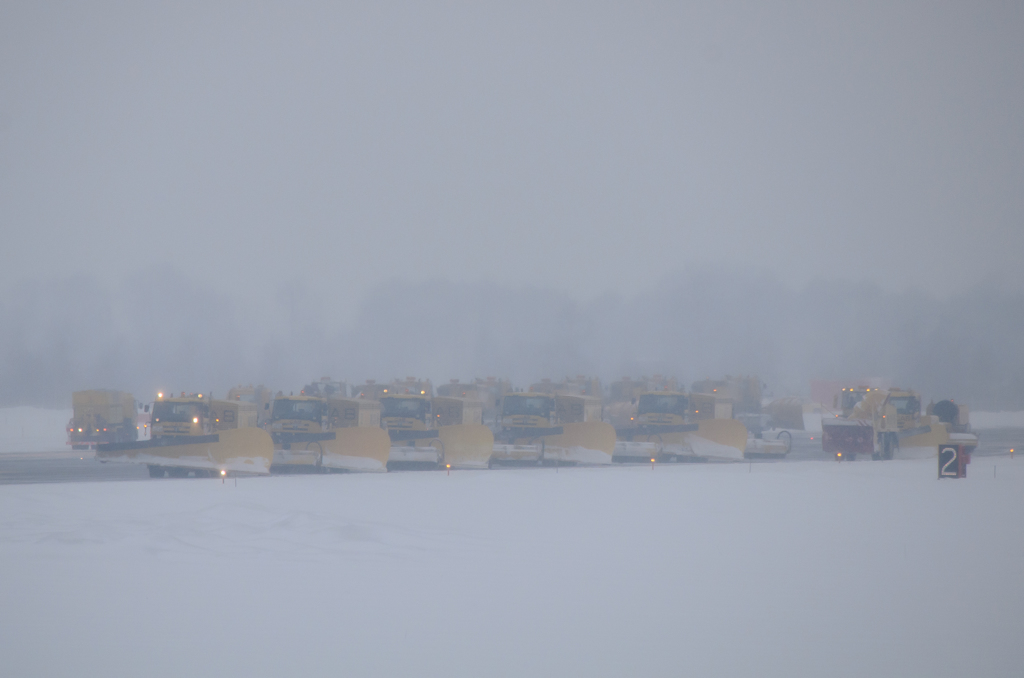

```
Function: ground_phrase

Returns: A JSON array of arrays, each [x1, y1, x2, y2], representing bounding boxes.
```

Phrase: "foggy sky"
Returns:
[[3, 2, 1022, 302], [2, 3, 1023, 408]]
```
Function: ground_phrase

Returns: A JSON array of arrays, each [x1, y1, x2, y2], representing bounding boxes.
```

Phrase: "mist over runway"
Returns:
[[2, 271, 1022, 410]]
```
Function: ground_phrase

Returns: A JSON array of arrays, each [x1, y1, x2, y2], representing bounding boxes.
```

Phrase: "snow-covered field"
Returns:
[[0, 407, 72, 453], [2, 458, 1021, 677], [971, 411, 1024, 429]]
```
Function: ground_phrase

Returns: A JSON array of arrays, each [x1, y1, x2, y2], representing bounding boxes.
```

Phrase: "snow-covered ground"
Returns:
[[0, 407, 72, 453], [971, 411, 1024, 429], [2, 458, 1022, 677]]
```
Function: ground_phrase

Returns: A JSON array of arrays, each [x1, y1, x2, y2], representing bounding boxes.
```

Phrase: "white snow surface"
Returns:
[[0, 407, 72, 453], [970, 411, 1024, 429], [2, 459, 1023, 677]]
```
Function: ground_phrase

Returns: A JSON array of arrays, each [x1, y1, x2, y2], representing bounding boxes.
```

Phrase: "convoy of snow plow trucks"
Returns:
[[84, 375, 978, 477]]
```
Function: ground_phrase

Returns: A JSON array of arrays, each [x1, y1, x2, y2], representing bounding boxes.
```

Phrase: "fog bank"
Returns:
[[2, 271, 1021, 410]]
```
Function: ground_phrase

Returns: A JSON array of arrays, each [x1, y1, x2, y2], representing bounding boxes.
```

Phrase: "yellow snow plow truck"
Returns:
[[381, 394, 494, 470], [67, 390, 138, 450], [269, 394, 390, 473], [612, 390, 747, 463], [96, 393, 274, 477], [491, 392, 615, 466]]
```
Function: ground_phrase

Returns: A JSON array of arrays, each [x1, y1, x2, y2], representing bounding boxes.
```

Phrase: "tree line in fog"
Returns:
[[2, 270, 1022, 410]]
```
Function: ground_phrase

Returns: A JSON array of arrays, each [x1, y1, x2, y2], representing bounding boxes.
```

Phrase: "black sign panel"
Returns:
[[938, 445, 959, 478]]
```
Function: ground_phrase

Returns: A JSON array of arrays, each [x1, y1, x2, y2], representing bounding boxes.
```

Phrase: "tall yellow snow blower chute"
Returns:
[[67, 390, 138, 450], [268, 394, 390, 473], [613, 390, 747, 462], [381, 393, 494, 470], [96, 393, 274, 477], [491, 392, 615, 466]]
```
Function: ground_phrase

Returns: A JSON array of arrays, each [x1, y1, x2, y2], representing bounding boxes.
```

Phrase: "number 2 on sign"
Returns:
[[940, 447, 958, 477]]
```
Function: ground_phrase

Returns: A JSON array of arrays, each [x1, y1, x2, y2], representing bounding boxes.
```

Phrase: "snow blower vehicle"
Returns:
[[820, 386, 880, 461], [381, 393, 494, 470], [437, 377, 512, 427], [67, 390, 138, 450], [300, 376, 348, 399], [872, 388, 977, 460], [821, 387, 977, 461], [226, 384, 274, 425], [96, 393, 274, 477], [491, 392, 615, 466], [269, 394, 390, 473], [613, 391, 747, 463]]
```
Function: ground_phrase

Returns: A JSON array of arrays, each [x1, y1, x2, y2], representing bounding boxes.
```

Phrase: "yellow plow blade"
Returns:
[[438, 424, 494, 469], [320, 427, 391, 472], [689, 419, 748, 460], [97, 428, 274, 475], [614, 419, 747, 462], [542, 421, 615, 465]]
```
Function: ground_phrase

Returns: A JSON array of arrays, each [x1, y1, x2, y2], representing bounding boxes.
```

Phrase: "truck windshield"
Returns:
[[888, 396, 920, 415], [502, 396, 554, 418], [841, 391, 865, 410], [152, 402, 205, 423], [638, 394, 688, 416], [381, 397, 429, 421], [272, 399, 323, 422]]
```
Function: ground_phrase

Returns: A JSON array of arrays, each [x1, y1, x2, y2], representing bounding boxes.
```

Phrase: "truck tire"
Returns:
[[882, 433, 896, 460], [776, 430, 792, 453], [148, 465, 166, 478]]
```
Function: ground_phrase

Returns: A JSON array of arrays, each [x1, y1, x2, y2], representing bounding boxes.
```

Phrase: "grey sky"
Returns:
[[2, 1, 1022, 312]]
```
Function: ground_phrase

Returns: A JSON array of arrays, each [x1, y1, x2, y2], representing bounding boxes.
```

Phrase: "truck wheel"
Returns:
[[882, 434, 896, 460], [776, 430, 792, 453], [847, 453, 856, 462], [148, 465, 166, 478]]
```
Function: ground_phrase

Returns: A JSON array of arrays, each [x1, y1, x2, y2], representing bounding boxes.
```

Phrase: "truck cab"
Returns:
[[269, 396, 328, 434], [879, 389, 922, 432], [836, 387, 871, 417], [380, 394, 433, 434], [151, 395, 211, 438], [499, 393, 556, 431], [633, 391, 689, 425]]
